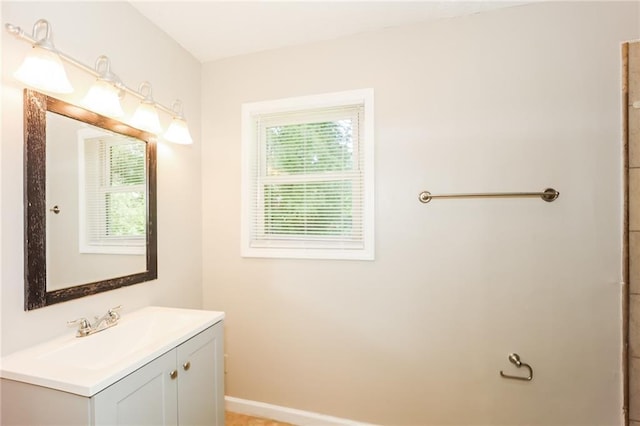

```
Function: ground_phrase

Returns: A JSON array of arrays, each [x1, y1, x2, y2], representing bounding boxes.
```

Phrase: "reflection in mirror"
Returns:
[[46, 115, 147, 290], [25, 89, 157, 310]]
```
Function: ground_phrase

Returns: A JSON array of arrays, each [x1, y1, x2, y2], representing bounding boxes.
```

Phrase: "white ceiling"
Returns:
[[130, 1, 529, 63]]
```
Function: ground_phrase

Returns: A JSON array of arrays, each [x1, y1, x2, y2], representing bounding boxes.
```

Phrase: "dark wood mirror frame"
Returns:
[[24, 89, 157, 310]]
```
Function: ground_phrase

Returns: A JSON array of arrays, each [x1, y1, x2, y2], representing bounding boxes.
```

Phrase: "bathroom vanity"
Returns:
[[0, 306, 224, 425]]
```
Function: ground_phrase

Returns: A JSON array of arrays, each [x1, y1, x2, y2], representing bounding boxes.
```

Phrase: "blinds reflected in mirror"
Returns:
[[78, 127, 146, 255]]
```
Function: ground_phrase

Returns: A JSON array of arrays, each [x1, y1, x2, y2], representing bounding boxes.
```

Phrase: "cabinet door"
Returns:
[[92, 350, 178, 426], [177, 322, 224, 426]]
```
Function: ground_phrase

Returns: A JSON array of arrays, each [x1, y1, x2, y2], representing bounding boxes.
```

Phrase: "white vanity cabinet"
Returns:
[[1, 309, 224, 426], [93, 322, 224, 426], [92, 347, 178, 425]]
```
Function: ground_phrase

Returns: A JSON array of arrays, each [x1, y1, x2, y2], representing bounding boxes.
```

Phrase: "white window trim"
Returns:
[[241, 89, 374, 260], [78, 127, 145, 256]]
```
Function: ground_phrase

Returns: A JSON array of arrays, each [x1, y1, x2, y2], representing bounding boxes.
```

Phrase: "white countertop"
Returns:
[[0, 306, 224, 397]]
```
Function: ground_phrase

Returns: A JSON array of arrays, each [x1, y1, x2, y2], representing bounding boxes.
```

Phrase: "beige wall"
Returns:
[[0, 2, 203, 355], [2, 2, 639, 425], [202, 2, 639, 425]]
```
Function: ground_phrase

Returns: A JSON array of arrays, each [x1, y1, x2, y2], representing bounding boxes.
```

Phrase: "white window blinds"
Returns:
[[242, 89, 374, 260]]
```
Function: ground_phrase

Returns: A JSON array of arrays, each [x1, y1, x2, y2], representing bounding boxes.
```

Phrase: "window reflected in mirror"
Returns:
[[45, 116, 149, 291]]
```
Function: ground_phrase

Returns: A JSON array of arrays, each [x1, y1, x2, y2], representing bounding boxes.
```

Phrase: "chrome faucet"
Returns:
[[68, 305, 121, 337]]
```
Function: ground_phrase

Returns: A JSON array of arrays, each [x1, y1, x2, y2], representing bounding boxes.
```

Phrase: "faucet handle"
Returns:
[[67, 318, 91, 334], [68, 317, 90, 327], [107, 305, 122, 321]]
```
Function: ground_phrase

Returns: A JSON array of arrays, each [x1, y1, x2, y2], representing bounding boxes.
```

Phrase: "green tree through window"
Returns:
[[264, 120, 355, 237], [106, 142, 146, 237]]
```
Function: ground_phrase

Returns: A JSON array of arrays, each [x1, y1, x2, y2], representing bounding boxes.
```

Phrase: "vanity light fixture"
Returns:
[[164, 100, 193, 145], [130, 82, 162, 134], [6, 18, 195, 145], [82, 55, 124, 118], [10, 19, 73, 94]]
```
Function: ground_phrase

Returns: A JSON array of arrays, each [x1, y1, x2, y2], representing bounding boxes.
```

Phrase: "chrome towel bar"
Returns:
[[418, 188, 559, 204]]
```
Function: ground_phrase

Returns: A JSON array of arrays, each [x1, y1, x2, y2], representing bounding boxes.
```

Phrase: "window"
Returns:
[[78, 128, 146, 255], [241, 89, 374, 260]]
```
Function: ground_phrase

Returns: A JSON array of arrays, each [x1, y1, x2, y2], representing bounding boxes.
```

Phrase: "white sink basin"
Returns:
[[0, 306, 224, 396]]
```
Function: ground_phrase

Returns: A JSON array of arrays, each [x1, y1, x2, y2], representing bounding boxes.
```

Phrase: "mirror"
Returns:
[[24, 89, 157, 310]]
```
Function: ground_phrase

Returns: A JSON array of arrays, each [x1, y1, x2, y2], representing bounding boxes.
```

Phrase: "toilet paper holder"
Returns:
[[500, 353, 533, 381]]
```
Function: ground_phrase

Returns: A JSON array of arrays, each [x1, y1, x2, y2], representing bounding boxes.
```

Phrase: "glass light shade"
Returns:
[[164, 117, 193, 145], [82, 80, 124, 118], [14, 46, 73, 93], [130, 101, 162, 134]]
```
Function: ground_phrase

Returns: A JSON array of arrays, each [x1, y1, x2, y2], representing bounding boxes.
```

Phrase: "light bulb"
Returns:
[[131, 101, 162, 134], [82, 79, 124, 117], [164, 117, 193, 145], [14, 45, 73, 93]]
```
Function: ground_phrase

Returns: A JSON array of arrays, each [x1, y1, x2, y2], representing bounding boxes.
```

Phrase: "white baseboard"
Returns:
[[225, 396, 378, 426]]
